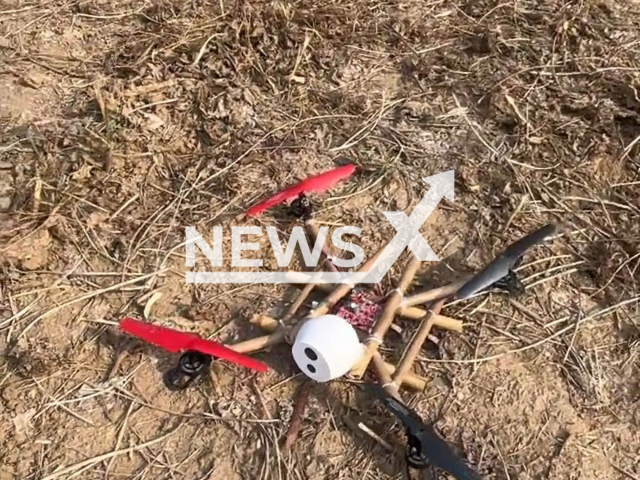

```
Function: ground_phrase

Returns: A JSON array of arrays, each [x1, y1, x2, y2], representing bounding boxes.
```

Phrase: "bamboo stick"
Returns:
[[290, 282, 465, 329], [305, 219, 338, 272], [349, 255, 422, 378], [398, 307, 464, 331], [382, 361, 427, 391], [391, 298, 446, 387], [283, 282, 315, 321], [283, 220, 338, 324], [373, 354, 393, 385], [293, 282, 332, 293], [280, 221, 336, 323], [371, 352, 398, 397], [373, 353, 429, 393], [399, 305, 429, 319], [252, 312, 462, 334], [374, 354, 401, 398], [250, 314, 279, 330], [308, 242, 388, 318], [229, 330, 285, 353], [432, 314, 463, 332], [400, 279, 466, 308], [292, 274, 467, 303]]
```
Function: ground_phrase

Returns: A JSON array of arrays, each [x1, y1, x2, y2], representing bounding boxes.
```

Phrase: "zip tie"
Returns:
[[366, 336, 383, 344]]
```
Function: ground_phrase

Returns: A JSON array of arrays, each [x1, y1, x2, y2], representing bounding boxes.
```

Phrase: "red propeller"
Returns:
[[119, 317, 268, 372], [246, 164, 356, 217]]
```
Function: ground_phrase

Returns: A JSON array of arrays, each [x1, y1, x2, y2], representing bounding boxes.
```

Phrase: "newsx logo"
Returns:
[[186, 224, 365, 269], [185, 170, 454, 284]]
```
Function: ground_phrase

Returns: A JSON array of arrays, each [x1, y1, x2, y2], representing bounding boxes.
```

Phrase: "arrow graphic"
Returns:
[[359, 170, 454, 283]]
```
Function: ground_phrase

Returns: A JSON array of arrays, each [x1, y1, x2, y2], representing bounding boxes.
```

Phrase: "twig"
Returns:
[[343, 416, 395, 452], [105, 346, 128, 380], [520, 261, 585, 284], [503, 194, 528, 233], [490, 434, 511, 480], [192, 33, 223, 67], [590, 251, 640, 298], [524, 268, 579, 290], [452, 94, 501, 158], [329, 97, 407, 152], [287, 32, 311, 82], [252, 379, 271, 419], [509, 298, 546, 327], [33, 177, 42, 213], [76, 6, 146, 19], [620, 133, 640, 162], [105, 401, 135, 477], [143, 291, 163, 319], [108, 194, 139, 221], [282, 380, 313, 451], [128, 98, 179, 114], [41, 425, 181, 480], [7, 0, 74, 36], [0, 6, 39, 15], [19, 269, 167, 338], [611, 463, 639, 480], [425, 295, 640, 364], [305, 219, 338, 273]]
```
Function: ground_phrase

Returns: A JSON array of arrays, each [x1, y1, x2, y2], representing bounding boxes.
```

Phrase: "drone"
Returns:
[[118, 163, 556, 480]]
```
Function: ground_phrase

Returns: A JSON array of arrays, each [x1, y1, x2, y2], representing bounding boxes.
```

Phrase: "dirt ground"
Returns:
[[1, 0, 639, 479]]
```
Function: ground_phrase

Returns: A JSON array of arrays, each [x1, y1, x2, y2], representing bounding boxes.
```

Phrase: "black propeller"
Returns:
[[367, 384, 483, 480], [456, 223, 556, 300]]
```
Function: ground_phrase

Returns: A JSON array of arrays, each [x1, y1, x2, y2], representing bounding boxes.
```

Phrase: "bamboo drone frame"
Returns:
[[227, 224, 468, 397]]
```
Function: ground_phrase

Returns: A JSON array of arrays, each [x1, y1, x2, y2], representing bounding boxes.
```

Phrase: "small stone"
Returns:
[[0, 468, 15, 480], [0, 196, 12, 211], [12, 408, 36, 435], [0, 160, 12, 169]]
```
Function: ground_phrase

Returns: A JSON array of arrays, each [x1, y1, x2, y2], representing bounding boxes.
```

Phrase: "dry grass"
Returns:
[[1, 0, 640, 479]]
